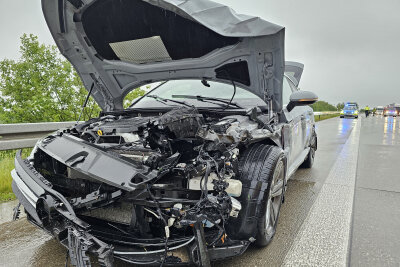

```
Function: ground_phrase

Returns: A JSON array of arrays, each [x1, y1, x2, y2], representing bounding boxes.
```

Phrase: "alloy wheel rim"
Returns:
[[265, 159, 284, 234]]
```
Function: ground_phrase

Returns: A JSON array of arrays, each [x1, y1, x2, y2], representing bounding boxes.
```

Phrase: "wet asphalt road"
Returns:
[[349, 116, 400, 266], [0, 116, 399, 267]]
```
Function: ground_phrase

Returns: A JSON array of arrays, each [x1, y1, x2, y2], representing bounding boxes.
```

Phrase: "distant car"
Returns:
[[340, 103, 359, 118], [395, 104, 400, 115], [376, 106, 384, 116], [384, 107, 398, 117]]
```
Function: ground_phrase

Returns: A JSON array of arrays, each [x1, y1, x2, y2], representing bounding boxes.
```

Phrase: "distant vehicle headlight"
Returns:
[[354, 110, 358, 115], [340, 110, 344, 115]]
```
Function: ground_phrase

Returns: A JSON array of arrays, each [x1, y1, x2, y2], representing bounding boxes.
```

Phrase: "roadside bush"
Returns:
[[311, 101, 338, 112]]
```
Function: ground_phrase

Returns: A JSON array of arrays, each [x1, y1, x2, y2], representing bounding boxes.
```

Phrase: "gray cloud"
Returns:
[[0, 1, 53, 59], [1, 0, 399, 107]]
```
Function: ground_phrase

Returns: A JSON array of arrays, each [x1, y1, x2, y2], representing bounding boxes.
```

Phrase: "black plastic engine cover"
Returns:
[[156, 107, 204, 138]]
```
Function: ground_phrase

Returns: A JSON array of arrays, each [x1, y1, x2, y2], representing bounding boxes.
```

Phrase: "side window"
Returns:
[[282, 76, 294, 106]]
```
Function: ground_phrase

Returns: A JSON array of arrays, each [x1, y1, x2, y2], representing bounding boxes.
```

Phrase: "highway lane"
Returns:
[[349, 116, 400, 266], [0, 117, 363, 267]]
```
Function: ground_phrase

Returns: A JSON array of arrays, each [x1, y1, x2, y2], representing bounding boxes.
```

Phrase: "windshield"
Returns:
[[344, 106, 357, 110], [130, 80, 265, 109]]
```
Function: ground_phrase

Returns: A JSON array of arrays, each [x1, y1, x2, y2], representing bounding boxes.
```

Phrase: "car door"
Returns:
[[297, 100, 314, 153], [283, 62, 311, 176], [282, 76, 304, 170], [285, 77, 314, 152]]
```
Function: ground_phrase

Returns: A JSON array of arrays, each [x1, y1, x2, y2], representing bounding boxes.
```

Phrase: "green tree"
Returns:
[[310, 101, 337, 112], [336, 102, 345, 111], [124, 88, 146, 108], [0, 34, 100, 123]]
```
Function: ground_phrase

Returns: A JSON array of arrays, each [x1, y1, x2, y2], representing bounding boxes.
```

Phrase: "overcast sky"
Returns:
[[1, 0, 400, 107]]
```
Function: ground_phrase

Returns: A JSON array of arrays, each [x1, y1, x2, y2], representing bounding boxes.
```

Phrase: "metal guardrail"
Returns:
[[313, 111, 339, 116], [0, 122, 77, 151], [0, 112, 339, 151], [313, 111, 340, 121]]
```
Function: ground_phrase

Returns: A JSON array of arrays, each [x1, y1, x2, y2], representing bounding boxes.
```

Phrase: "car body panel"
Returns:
[[284, 104, 314, 177], [42, 0, 285, 111], [281, 73, 315, 177], [37, 134, 157, 191]]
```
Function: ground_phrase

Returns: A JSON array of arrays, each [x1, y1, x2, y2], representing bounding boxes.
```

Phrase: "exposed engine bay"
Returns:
[[29, 106, 278, 265]]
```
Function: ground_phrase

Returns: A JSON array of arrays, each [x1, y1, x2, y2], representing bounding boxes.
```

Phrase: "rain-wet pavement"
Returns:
[[1, 116, 399, 266], [349, 116, 400, 266], [0, 200, 25, 225]]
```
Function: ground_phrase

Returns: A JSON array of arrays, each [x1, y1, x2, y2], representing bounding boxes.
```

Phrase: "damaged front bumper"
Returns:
[[11, 151, 250, 266]]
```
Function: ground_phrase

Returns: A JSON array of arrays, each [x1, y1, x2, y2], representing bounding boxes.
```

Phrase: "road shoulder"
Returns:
[[283, 119, 360, 266]]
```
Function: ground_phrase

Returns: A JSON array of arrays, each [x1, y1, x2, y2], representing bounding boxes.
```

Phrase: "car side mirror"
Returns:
[[287, 91, 318, 112]]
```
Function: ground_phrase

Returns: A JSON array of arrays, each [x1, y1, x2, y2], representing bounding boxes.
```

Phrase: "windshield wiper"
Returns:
[[145, 95, 193, 108], [171, 95, 245, 109]]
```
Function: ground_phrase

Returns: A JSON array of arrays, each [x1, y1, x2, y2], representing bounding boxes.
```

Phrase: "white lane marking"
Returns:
[[283, 119, 361, 266]]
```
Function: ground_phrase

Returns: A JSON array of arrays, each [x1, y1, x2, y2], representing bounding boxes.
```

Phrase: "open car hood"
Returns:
[[42, 0, 285, 111]]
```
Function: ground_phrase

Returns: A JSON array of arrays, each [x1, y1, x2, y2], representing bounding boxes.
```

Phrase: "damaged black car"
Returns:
[[11, 0, 318, 266]]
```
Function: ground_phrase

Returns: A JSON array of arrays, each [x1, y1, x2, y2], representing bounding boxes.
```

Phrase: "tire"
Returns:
[[340, 116, 344, 118], [255, 153, 285, 247], [226, 144, 285, 247], [301, 133, 317, 169]]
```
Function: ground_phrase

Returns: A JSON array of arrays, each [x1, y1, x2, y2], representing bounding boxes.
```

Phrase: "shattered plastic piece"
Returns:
[[68, 227, 114, 267], [12, 202, 21, 221]]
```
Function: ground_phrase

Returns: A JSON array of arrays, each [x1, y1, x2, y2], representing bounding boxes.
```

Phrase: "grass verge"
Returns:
[[315, 114, 340, 122], [0, 149, 31, 203]]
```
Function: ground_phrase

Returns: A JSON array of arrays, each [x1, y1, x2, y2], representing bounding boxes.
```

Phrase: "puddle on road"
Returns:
[[0, 211, 141, 267], [0, 201, 62, 267], [30, 238, 67, 267], [0, 220, 52, 267]]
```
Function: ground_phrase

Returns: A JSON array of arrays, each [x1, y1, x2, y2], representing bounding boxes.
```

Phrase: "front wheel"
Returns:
[[255, 155, 285, 246]]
